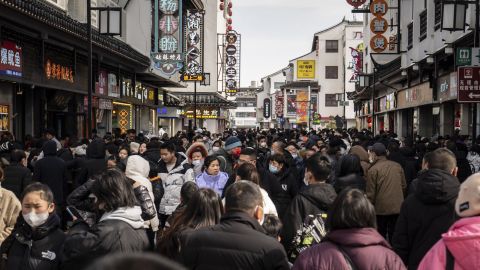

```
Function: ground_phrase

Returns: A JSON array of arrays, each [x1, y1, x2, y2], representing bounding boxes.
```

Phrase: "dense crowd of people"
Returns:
[[0, 127, 480, 269]]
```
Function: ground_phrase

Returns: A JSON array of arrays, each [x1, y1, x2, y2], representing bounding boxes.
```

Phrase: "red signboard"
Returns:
[[346, 0, 367, 8], [0, 41, 22, 77], [96, 70, 107, 95], [457, 67, 480, 103]]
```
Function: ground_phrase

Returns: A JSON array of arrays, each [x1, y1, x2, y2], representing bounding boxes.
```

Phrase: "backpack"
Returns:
[[288, 212, 328, 261]]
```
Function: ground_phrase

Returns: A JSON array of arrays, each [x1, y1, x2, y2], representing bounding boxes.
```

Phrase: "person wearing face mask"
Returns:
[[62, 169, 149, 270], [256, 136, 270, 166], [1, 183, 65, 270], [210, 140, 222, 155], [195, 156, 229, 197], [366, 142, 406, 243], [267, 154, 300, 220], [286, 142, 305, 182], [179, 181, 290, 270], [186, 143, 208, 178], [281, 153, 337, 253], [214, 136, 242, 177]]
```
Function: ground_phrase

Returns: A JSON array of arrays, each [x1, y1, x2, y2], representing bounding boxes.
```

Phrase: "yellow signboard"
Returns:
[[182, 74, 204, 81], [297, 60, 315, 79]]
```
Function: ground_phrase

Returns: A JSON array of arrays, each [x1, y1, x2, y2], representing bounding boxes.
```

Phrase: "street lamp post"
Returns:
[[86, 1, 122, 136], [441, 0, 479, 139]]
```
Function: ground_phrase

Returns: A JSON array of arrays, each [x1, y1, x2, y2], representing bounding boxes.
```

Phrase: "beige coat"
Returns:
[[366, 156, 406, 215], [0, 188, 21, 244]]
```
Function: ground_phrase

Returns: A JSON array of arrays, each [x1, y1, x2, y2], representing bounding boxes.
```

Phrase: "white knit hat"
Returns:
[[455, 173, 480, 217]]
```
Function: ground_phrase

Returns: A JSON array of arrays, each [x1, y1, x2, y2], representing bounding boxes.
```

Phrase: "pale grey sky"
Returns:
[[235, 0, 356, 87]]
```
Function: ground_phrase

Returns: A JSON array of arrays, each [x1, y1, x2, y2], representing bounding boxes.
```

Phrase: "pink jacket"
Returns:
[[418, 216, 480, 270]]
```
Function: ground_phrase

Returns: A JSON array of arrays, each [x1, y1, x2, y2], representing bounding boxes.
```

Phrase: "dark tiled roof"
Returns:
[[0, 0, 150, 68], [281, 81, 320, 90]]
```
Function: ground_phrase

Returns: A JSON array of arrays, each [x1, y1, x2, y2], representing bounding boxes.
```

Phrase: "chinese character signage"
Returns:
[[296, 90, 308, 124], [369, 0, 389, 53], [370, 0, 388, 16], [0, 41, 22, 77], [297, 60, 315, 79], [275, 91, 284, 117], [346, 0, 367, 8], [45, 59, 74, 83], [152, 0, 183, 75], [349, 44, 363, 82], [458, 67, 480, 103], [96, 70, 107, 95], [181, 107, 219, 119], [184, 10, 204, 79], [370, 35, 388, 53], [263, 98, 271, 119], [224, 31, 241, 96]]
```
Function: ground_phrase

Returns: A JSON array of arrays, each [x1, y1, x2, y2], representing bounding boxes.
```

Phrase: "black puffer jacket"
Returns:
[[264, 166, 299, 220], [333, 173, 365, 194], [392, 169, 460, 270], [75, 140, 106, 187], [281, 183, 337, 252], [62, 207, 149, 270], [1, 214, 65, 270], [180, 211, 290, 270], [3, 163, 32, 199], [33, 141, 67, 205], [67, 179, 156, 225]]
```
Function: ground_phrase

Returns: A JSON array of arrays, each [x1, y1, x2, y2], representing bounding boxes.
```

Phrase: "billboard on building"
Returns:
[[286, 94, 297, 116], [296, 90, 308, 124], [297, 60, 315, 79]]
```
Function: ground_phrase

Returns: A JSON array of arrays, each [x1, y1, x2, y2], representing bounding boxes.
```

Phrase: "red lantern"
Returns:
[[219, 3, 224, 10], [227, 26, 233, 31], [228, 2, 232, 8], [227, 18, 232, 25], [228, 10, 232, 16]]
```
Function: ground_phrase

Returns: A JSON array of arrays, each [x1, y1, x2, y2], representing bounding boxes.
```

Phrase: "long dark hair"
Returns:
[[336, 154, 363, 177], [159, 188, 223, 258], [327, 188, 376, 231], [91, 169, 137, 212]]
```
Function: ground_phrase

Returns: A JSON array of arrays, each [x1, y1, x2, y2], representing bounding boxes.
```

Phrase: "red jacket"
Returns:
[[292, 228, 406, 270]]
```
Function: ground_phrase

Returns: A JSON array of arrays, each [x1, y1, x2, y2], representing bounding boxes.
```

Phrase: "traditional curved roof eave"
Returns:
[[0, 0, 150, 69], [260, 66, 289, 81], [311, 18, 363, 51]]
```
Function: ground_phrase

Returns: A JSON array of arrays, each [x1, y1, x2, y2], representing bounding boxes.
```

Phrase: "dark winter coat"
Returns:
[[281, 183, 337, 252], [1, 214, 65, 270], [215, 148, 235, 177], [455, 150, 472, 183], [333, 173, 365, 194], [180, 211, 290, 270], [33, 141, 67, 205], [2, 163, 32, 199], [392, 169, 460, 270], [292, 228, 406, 270], [263, 166, 300, 220], [62, 207, 149, 270], [75, 140, 106, 187], [349, 145, 371, 177]]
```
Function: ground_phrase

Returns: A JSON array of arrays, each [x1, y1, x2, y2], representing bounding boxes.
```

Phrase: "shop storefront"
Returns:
[[157, 107, 181, 136], [396, 82, 434, 138]]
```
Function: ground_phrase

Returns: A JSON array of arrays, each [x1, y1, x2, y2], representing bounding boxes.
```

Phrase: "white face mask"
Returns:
[[292, 153, 298, 159], [260, 142, 267, 148], [212, 146, 220, 152], [192, 160, 203, 167], [23, 211, 49, 228]]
